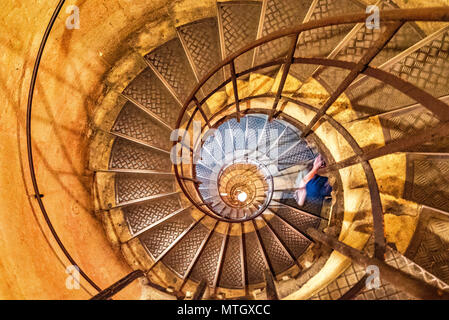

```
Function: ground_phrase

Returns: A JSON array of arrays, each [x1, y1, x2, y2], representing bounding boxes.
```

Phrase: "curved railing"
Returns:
[[25, 0, 102, 294], [173, 7, 449, 265], [27, 2, 449, 300]]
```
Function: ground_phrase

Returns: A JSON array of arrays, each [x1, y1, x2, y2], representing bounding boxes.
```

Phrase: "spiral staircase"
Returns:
[[25, 0, 449, 300]]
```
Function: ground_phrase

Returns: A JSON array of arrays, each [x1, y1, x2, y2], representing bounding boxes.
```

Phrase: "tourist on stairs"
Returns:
[[294, 155, 332, 207]]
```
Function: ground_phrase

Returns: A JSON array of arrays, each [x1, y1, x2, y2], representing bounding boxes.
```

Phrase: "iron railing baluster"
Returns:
[[301, 22, 404, 137], [230, 61, 241, 122], [270, 33, 300, 121]]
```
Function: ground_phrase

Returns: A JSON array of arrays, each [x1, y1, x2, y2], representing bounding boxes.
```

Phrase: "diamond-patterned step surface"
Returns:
[[370, 21, 425, 67], [378, 100, 449, 153], [312, 243, 449, 300], [389, 29, 449, 98], [218, 1, 262, 74], [258, 224, 295, 274], [314, 2, 424, 93], [109, 138, 172, 172], [310, 258, 413, 300], [277, 139, 317, 171], [257, 118, 286, 156], [139, 210, 195, 261], [265, 214, 311, 258], [404, 154, 449, 213], [276, 196, 323, 219], [145, 38, 198, 103], [218, 234, 244, 289], [290, 0, 365, 82], [406, 206, 449, 287], [162, 222, 211, 278], [227, 117, 248, 151], [177, 18, 224, 94], [310, 219, 449, 301], [123, 194, 182, 236], [256, 0, 314, 65], [122, 67, 180, 127], [246, 114, 268, 150], [197, 187, 218, 202], [202, 134, 225, 166], [115, 174, 175, 204], [313, 24, 385, 93], [112, 102, 171, 151], [244, 230, 268, 285], [268, 125, 297, 159], [199, 146, 220, 169], [195, 163, 215, 180], [347, 28, 449, 119], [190, 230, 225, 286], [217, 120, 234, 155], [269, 204, 321, 236]]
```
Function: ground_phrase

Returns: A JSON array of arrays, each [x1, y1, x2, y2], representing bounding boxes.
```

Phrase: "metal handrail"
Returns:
[[175, 7, 449, 127], [26, 0, 101, 293], [173, 8, 449, 237]]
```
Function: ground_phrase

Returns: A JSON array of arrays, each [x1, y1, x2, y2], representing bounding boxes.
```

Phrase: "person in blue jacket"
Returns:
[[294, 155, 332, 206]]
